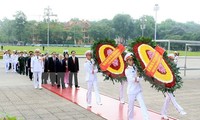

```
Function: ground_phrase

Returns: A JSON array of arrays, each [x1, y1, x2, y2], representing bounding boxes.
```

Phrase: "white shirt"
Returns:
[[3, 54, 9, 63], [31, 56, 44, 72], [11, 54, 18, 62], [84, 59, 98, 82], [125, 65, 142, 95], [174, 55, 179, 64]]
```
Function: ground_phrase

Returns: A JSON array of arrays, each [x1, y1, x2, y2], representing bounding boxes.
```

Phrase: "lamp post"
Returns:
[[154, 4, 159, 41], [44, 6, 57, 48], [140, 16, 147, 37]]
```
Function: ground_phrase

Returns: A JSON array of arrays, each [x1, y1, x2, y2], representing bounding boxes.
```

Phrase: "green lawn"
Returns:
[[169, 51, 200, 56], [2, 46, 90, 55], [1, 46, 200, 56]]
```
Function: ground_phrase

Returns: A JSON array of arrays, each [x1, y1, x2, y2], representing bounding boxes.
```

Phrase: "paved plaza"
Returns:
[[0, 56, 200, 120]]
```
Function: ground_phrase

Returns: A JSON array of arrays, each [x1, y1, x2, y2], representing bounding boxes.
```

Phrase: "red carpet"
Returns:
[[42, 84, 177, 120]]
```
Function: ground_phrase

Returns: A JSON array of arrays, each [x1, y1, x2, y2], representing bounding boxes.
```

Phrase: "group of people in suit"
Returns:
[[3, 49, 80, 90], [3, 49, 29, 75]]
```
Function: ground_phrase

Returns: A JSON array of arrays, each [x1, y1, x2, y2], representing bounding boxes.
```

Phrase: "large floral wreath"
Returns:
[[91, 39, 126, 83], [128, 37, 183, 93]]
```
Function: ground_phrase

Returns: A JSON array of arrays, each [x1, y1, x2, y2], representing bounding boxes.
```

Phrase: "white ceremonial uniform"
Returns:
[[174, 55, 178, 64], [11, 54, 18, 72], [125, 65, 149, 120], [84, 59, 101, 106], [3, 53, 9, 72], [31, 56, 44, 89], [161, 92, 185, 116], [161, 56, 186, 118], [119, 80, 126, 104]]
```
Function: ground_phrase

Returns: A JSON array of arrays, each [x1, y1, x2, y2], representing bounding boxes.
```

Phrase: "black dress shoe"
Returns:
[[75, 85, 80, 88], [57, 85, 60, 88]]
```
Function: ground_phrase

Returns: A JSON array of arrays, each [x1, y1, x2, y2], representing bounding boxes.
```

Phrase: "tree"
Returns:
[[112, 14, 134, 44], [0, 18, 15, 43], [13, 11, 27, 43], [88, 20, 115, 41]]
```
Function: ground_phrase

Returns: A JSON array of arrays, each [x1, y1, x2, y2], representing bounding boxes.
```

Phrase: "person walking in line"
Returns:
[[63, 52, 70, 87], [56, 54, 66, 89], [42, 53, 49, 84], [48, 52, 58, 86], [18, 51, 25, 75], [31, 49, 44, 89], [161, 92, 187, 120], [3, 50, 9, 72], [84, 50, 102, 107], [7, 50, 12, 71], [11, 50, 18, 72], [125, 53, 149, 120], [24, 51, 29, 76], [161, 53, 186, 120], [27, 51, 34, 81], [68, 50, 80, 88]]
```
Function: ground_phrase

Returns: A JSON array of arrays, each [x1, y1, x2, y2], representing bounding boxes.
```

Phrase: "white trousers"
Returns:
[[119, 81, 126, 102], [86, 81, 101, 105], [33, 72, 42, 88], [5, 62, 9, 72], [128, 93, 149, 120], [161, 92, 184, 115], [13, 61, 18, 72]]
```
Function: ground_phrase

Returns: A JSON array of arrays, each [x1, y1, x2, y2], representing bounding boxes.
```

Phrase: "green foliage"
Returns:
[[1, 11, 200, 48], [112, 14, 134, 43], [13, 11, 27, 42], [128, 37, 183, 93], [0, 112, 17, 120]]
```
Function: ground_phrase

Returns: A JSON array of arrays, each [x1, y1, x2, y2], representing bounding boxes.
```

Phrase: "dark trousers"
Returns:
[[42, 72, 49, 84], [25, 66, 28, 76], [50, 72, 57, 85], [19, 66, 25, 75], [69, 72, 78, 87], [28, 69, 33, 80], [57, 72, 65, 88]]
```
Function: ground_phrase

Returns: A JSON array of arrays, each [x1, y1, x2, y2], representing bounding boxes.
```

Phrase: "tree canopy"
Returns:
[[1, 11, 200, 46]]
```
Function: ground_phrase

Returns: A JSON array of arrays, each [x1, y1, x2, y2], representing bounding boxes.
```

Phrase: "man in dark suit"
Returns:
[[18, 51, 25, 75], [27, 51, 33, 81], [68, 50, 79, 88], [48, 52, 58, 86], [42, 53, 49, 84], [56, 54, 66, 89]]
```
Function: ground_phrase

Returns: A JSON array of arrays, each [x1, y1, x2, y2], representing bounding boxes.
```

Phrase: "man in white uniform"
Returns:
[[3, 50, 9, 72], [84, 50, 102, 107], [125, 53, 149, 120], [11, 50, 18, 72], [161, 53, 186, 120], [31, 49, 44, 89]]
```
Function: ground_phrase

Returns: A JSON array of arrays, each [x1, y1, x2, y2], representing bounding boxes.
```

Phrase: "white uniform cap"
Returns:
[[34, 49, 40, 53], [85, 50, 92, 56], [124, 53, 133, 61]]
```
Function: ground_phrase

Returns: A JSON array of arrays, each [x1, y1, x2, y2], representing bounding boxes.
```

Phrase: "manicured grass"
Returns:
[[1, 46, 200, 56], [2, 46, 90, 55], [169, 51, 200, 56]]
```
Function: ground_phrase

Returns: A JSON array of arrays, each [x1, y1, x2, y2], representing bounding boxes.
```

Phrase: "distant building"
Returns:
[[64, 20, 91, 44]]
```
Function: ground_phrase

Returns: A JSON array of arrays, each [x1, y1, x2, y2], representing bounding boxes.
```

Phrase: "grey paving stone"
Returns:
[[0, 58, 199, 120]]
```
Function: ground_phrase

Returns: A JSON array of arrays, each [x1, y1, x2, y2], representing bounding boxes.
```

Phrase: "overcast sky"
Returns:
[[0, 0, 200, 23]]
